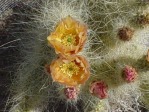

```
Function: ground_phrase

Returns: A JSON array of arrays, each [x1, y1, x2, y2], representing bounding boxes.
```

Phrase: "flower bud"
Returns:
[[118, 27, 134, 41], [137, 14, 149, 25], [90, 81, 108, 99], [122, 66, 137, 83], [64, 87, 78, 100]]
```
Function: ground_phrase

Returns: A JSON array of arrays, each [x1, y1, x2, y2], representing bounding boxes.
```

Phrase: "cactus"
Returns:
[[8, 0, 149, 112]]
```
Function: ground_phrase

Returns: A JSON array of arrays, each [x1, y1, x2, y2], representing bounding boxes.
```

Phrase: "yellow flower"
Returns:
[[46, 55, 90, 86], [47, 16, 87, 56]]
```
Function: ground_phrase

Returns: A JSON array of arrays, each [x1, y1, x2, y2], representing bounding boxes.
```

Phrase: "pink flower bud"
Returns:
[[90, 81, 108, 99], [64, 87, 78, 100], [122, 66, 137, 83]]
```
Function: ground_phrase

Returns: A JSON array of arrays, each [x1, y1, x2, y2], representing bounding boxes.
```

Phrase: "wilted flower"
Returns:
[[122, 66, 137, 83], [47, 16, 87, 56], [46, 55, 90, 86], [64, 87, 78, 100], [90, 81, 108, 99]]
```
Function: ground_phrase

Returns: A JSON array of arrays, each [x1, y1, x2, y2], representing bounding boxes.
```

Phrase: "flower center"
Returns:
[[61, 34, 76, 46], [60, 62, 79, 78]]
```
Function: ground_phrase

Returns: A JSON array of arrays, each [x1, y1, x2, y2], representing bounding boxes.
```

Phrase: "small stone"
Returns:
[[118, 27, 134, 41]]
